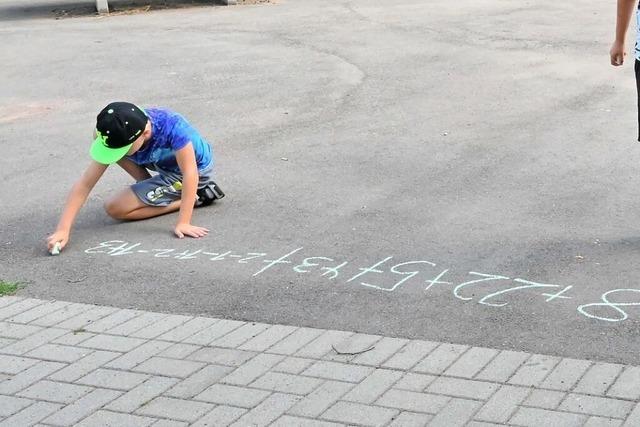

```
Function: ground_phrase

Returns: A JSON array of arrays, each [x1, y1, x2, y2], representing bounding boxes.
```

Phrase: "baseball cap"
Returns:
[[90, 102, 148, 164]]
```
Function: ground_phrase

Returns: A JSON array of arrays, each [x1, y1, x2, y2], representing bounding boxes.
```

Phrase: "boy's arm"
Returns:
[[117, 157, 152, 182], [174, 143, 209, 239], [46, 161, 108, 251], [611, 0, 637, 66]]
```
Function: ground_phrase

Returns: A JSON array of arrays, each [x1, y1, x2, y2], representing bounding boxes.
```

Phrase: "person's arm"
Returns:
[[46, 161, 108, 252], [611, 0, 637, 66], [117, 157, 152, 182], [174, 143, 209, 238]]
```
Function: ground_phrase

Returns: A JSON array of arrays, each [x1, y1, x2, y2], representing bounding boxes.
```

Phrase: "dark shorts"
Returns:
[[636, 60, 640, 141], [130, 163, 214, 207]]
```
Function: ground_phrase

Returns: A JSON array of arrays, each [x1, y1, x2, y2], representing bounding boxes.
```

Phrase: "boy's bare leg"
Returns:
[[104, 188, 181, 221]]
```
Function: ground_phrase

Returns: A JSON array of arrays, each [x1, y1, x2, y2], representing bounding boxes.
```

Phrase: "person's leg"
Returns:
[[104, 188, 181, 220]]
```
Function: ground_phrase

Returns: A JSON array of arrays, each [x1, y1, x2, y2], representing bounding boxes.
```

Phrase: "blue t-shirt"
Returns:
[[126, 107, 213, 173]]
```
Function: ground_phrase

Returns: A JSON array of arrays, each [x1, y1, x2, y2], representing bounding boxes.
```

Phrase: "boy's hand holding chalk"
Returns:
[[46, 231, 69, 255]]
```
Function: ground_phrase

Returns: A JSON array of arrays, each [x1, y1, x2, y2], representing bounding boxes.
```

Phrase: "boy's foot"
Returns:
[[196, 181, 225, 207]]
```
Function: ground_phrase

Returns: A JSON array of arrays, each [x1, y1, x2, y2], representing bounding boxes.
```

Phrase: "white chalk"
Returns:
[[50, 242, 61, 256]]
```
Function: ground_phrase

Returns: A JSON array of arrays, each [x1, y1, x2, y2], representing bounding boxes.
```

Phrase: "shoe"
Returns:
[[196, 181, 225, 207]]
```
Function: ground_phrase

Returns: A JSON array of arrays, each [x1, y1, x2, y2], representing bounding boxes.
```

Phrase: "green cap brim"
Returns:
[[90, 136, 132, 164]]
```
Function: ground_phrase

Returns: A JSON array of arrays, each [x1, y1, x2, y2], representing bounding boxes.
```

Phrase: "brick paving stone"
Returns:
[[288, 380, 354, 417], [79, 334, 147, 353], [0, 401, 63, 427], [294, 330, 354, 359], [575, 363, 625, 396], [302, 360, 374, 383], [238, 325, 298, 352], [55, 306, 119, 330], [0, 327, 68, 355], [17, 379, 92, 404], [192, 405, 247, 427], [266, 327, 325, 355], [43, 388, 122, 426], [426, 376, 498, 400], [159, 343, 201, 359], [468, 422, 511, 427], [376, 388, 450, 414], [272, 415, 346, 427], [31, 303, 93, 327], [585, 416, 623, 427], [321, 401, 398, 427], [6, 301, 70, 324], [136, 396, 214, 422], [0, 354, 39, 374], [229, 392, 300, 427], [132, 356, 205, 378], [475, 350, 530, 382], [342, 369, 402, 404], [26, 343, 90, 363], [394, 372, 437, 391], [182, 319, 245, 346], [443, 346, 498, 379], [187, 347, 256, 366], [131, 315, 192, 339], [474, 384, 530, 424], [0, 360, 65, 394], [0, 321, 42, 339], [165, 364, 233, 398], [152, 420, 189, 427], [429, 397, 482, 427], [325, 334, 382, 363], [523, 389, 566, 409], [388, 411, 432, 427], [607, 366, 640, 400], [0, 336, 15, 348], [106, 340, 173, 370], [382, 340, 438, 370], [0, 394, 33, 417], [540, 358, 593, 391], [107, 312, 169, 336], [52, 331, 96, 346], [105, 376, 179, 413], [0, 299, 46, 321], [210, 322, 271, 348], [156, 317, 219, 342], [624, 402, 640, 427], [508, 354, 560, 387], [351, 337, 409, 367], [559, 393, 633, 419], [76, 368, 149, 390], [48, 350, 120, 382], [75, 410, 156, 427], [251, 371, 323, 394], [413, 343, 469, 375], [195, 383, 271, 407], [0, 296, 21, 308], [272, 356, 316, 374], [221, 353, 283, 386], [83, 309, 142, 334], [509, 407, 588, 426]]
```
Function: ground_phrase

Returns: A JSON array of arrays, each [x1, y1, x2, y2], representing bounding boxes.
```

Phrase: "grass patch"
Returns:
[[0, 280, 22, 296]]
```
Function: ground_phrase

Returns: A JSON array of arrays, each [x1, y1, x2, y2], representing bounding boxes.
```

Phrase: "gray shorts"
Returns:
[[130, 163, 214, 207]]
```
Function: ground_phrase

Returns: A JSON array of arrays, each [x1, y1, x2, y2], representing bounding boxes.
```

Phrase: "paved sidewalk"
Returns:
[[0, 297, 638, 427]]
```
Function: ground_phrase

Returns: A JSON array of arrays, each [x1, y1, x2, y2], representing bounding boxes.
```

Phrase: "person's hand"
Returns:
[[46, 230, 69, 253], [610, 40, 626, 66], [174, 223, 209, 239]]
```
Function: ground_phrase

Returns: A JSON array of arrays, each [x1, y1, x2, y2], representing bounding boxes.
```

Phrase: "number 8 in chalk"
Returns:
[[577, 289, 640, 322]]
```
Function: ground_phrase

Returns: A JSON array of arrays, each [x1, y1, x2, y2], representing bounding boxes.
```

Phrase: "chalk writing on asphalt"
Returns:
[[85, 240, 640, 323]]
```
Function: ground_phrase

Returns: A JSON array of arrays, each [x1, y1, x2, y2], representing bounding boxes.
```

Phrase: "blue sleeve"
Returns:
[[169, 117, 199, 151]]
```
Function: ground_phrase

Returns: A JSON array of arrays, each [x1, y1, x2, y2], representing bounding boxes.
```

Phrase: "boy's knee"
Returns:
[[104, 198, 127, 220]]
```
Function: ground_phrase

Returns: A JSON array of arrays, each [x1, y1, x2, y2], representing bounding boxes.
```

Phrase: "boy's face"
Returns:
[[126, 121, 151, 156]]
